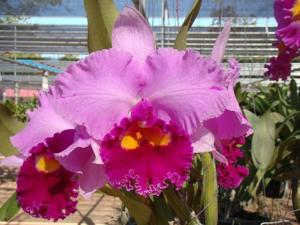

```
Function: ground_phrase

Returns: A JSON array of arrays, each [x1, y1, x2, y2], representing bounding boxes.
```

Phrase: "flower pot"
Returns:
[[265, 180, 286, 199], [219, 210, 270, 225]]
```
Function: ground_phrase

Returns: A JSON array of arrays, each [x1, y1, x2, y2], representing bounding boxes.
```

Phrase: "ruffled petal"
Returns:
[[112, 7, 155, 62], [211, 20, 231, 64], [17, 148, 78, 221], [274, 0, 300, 48], [276, 21, 300, 48], [216, 138, 249, 189], [55, 49, 142, 139], [11, 88, 74, 156], [204, 59, 252, 140], [143, 48, 231, 136], [54, 127, 96, 173], [101, 117, 193, 196], [55, 146, 92, 174], [48, 128, 106, 194]]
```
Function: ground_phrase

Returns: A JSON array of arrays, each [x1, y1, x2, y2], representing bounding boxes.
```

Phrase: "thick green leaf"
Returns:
[[290, 79, 299, 110], [174, 0, 202, 50], [248, 168, 267, 197], [251, 111, 277, 169], [100, 186, 151, 225], [150, 197, 173, 225], [0, 104, 25, 156], [0, 192, 20, 221], [84, 0, 119, 53], [271, 112, 285, 124], [163, 188, 200, 224], [244, 109, 259, 127]]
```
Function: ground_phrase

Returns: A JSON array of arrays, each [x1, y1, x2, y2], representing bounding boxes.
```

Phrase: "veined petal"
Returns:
[[54, 126, 96, 173], [56, 146, 107, 195], [112, 7, 155, 62], [11, 88, 74, 156], [192, 127, 215, 153], [55, 49, 142, 139], [55, 144, 92, 174], [211, 20, 231, 64], [274, 0, 295, 28], [205, 59, 252, 140], [143, 48, 230, 136], [205, 110, 252, 141], [274, 0, 300, 48], [79, 162, 107, 195]]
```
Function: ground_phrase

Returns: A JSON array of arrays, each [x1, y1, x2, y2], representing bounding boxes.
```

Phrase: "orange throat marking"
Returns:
[[35, 154, 61, 173], [120, 122, 171, 151], [292, 0, 300, 21]]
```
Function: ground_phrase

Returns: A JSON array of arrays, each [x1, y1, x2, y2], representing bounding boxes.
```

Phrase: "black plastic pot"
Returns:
[[265, 180, 286, 199], [218, 210, 270, 225]]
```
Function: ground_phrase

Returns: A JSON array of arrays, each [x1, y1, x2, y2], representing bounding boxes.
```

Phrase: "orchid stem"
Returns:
[[201, 153, 218, 225], [163, 187, 202, 224]]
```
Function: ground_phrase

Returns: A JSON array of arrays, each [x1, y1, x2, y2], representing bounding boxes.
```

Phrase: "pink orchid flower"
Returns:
[[55, 7, 251, 194], [274, 0, 300, 48], [264, 41, 299, 81], [8, 6, 252, 220]]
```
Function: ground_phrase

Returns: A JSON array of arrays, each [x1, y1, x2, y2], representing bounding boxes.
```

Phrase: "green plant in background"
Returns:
[[231, 80, 300, 222], [4, 98, 38, 122], [0, 98, 37, 157], [0, 103, 25, 157]]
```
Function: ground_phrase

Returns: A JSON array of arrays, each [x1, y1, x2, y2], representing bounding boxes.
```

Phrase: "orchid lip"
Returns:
[[101, 116, 193, 196], [120, 121, 172, 151]]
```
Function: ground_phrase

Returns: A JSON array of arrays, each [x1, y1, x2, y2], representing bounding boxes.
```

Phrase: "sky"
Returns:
[[0, 0, 276, 26]]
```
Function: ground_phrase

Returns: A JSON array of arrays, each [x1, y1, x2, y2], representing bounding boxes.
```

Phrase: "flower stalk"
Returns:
[[163, 188, 202, 225], [201, 153, 218, 225]]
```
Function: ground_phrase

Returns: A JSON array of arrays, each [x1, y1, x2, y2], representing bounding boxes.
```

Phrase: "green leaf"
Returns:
[[84, 0, 119, 53], [248, 168, 267, 197], [122, 194, 151, 225], [290, 79, 299, 110], [163, 187, 200, 224], [271, 112, 285, 124], [251, 111, 277, 169], [0, 104, 25, 156], [174, 0, 202, 50], [100, 186, 151, 225], [0, 192, 20, 221], [244, 109, 259, 126], [150, 196, 173, 225]]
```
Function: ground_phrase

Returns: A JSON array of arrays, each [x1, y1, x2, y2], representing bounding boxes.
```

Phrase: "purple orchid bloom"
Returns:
[[8, 6, 252, 220], [264, 41, 299, 81], [9, 87, 106, 220], [216, 138, 249, 189], [274, 0, 300, 48], [55, 7, 251, 195]]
